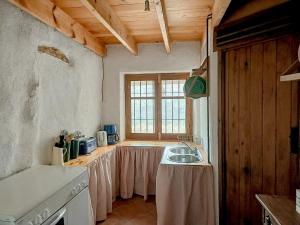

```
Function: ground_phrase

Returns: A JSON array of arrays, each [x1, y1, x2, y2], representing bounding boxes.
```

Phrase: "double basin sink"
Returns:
[[161, 145, 203, 165]]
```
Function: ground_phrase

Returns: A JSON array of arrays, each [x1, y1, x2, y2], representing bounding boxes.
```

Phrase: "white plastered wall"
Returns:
[[209, 51, 219, 224], [0, 1, 103, 179], [193, 17, 219, 224], [200, 20, 219, 224], [102, 42, 201, 140]]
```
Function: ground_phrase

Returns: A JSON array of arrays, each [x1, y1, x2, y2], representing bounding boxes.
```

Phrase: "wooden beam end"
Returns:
[[81, 0, 138, 56], [131, 44, 138, 56]]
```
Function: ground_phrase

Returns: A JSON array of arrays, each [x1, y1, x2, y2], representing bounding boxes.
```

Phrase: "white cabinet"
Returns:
[[66, 188, 91, 225]]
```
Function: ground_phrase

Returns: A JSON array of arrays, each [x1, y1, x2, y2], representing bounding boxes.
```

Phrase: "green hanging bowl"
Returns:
[[183, 76, 206, 99]]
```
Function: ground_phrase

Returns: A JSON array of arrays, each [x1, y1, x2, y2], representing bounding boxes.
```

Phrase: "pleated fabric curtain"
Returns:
[[87, 150, 116, 222], [156, 164, 215, 225], [86, 146, 164, 223], [116, 146, 164, 200]]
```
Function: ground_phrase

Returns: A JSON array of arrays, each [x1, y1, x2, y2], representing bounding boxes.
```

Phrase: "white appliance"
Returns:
[[97, 131, 107, 147], [0, 165, 91, 225]]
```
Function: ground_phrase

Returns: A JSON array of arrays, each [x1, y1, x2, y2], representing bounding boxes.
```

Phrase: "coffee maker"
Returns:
[[103, 124, 120, 145]]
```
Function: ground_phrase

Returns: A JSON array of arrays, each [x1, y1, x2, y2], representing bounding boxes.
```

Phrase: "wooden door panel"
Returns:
[[223, 35, 300, 225], [262, 40, 277, 195], [249, 43, 264, 225], [226, 49, 240, 225], [238, 47, 251, 225], [275, 37, 292, 195]]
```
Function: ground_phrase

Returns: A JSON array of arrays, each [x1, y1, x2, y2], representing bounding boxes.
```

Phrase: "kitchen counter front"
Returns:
[[65, 141, 175, 223], [156, 145, 214, 225], [65, 141, 207, 167], [64, 141, 210, 224]]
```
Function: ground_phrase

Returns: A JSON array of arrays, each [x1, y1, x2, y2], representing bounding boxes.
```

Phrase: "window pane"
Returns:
[[141, 120, 147, 133], [131, 119, 135, 132], [179, 99, 186, 119], [162, 98, 186, 134], [135, 99, 140, 119], [141, 99, 147, 119], [146, 81, 155, 97], [174, 81, 177, 97], [162, 79, 185, 97], [147, 120, 154, 133], [173, 99, 179, 119], [162, 99, 165, 120], [131, 80, 155, 97], [166, 99, 172, 119], [162, 80, 166, 96], [166, 120, 172, 133], [173, 120, 179, 133], [131, 99, 135, 119], [147, 100, 154, 119], [140, 81, 147, 97], [162, 80, 173, 97], [134, 81, 140, 97], [135, 120, 141, 133], [179, 80, 185, 97], [179, 120, 186, 133], [130, 80, 155, 134], [162, 119, 166, 133], [131, 81, 135, 97]]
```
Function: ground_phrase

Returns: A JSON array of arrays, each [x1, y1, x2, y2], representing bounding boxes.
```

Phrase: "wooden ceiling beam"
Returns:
[[80, 0, 138, 55], [9, 0, 106, 57], [212, 0, 231, 27], [154, 0, 171, 53]]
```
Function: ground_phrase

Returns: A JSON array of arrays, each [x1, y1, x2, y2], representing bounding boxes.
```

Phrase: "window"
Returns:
[[125, 73, 192, 140], [130, 80, 155, 134]]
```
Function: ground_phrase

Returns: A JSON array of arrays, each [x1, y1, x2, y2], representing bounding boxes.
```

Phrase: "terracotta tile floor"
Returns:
[[98, 195, 157, 225]]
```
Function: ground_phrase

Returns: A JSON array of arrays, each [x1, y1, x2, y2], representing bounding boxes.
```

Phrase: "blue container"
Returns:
[[104, 124, 117, 135], [79, 137, 97, 155]]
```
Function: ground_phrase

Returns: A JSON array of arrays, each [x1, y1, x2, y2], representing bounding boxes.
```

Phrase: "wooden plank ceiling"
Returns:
[[10, 0, 214, 55]]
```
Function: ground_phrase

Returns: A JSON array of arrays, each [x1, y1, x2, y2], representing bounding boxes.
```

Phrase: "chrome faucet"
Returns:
[[181, 141, 198, 154]]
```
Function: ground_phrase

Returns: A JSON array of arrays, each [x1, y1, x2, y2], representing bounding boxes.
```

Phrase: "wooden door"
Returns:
[[222, 35, 300, 225]]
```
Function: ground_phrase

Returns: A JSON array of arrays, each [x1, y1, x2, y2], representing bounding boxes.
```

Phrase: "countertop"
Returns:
[[256, 194, 300, 225], [121, 140, 180, 147], [65, 144, 117, 167], [65, 141, 207, 167]]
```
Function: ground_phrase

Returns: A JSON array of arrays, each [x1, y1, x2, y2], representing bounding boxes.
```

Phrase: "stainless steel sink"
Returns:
[[160, 144, 204, 165], [169, 147, 195, 155], [168, 154, 200, 163]]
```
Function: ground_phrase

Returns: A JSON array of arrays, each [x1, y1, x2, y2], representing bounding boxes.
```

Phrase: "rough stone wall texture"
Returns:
[[0, 1, 103, 179]]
